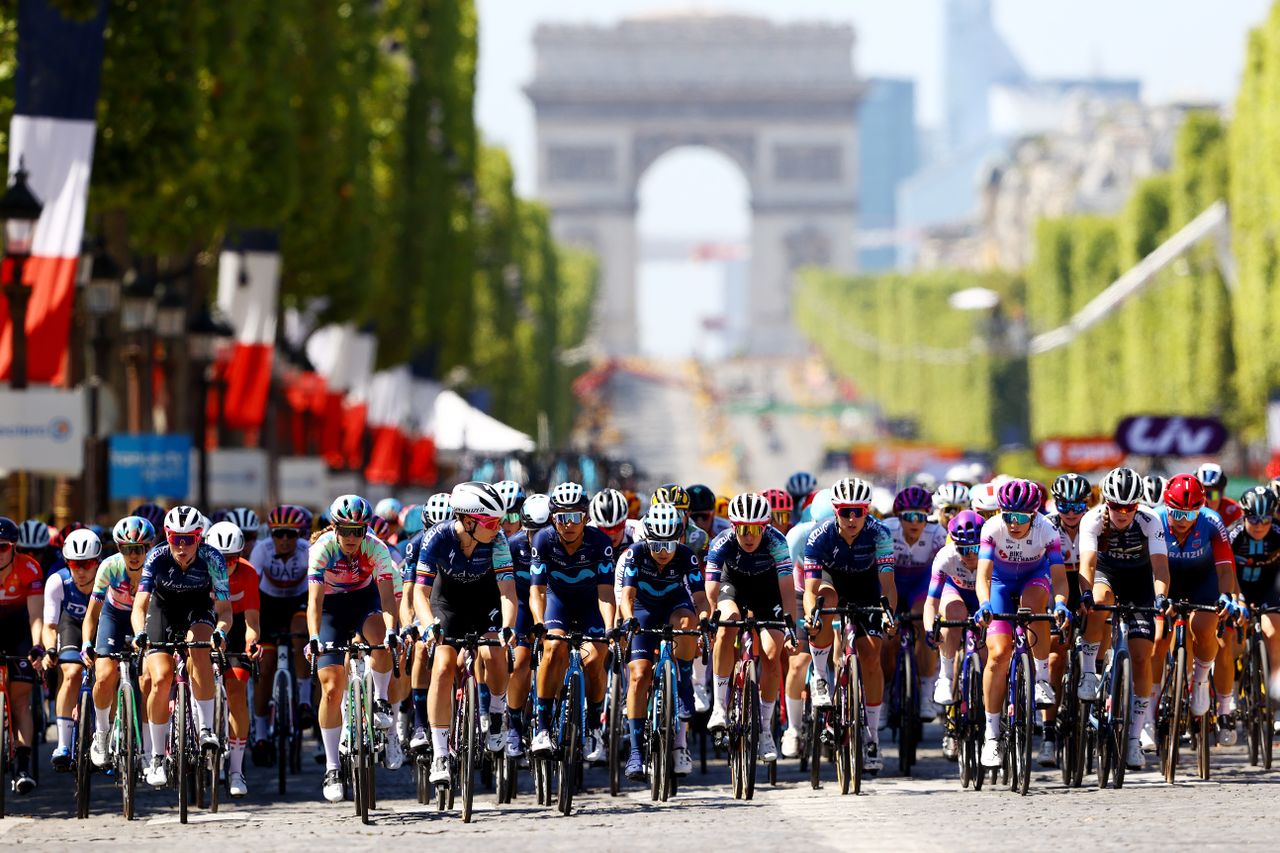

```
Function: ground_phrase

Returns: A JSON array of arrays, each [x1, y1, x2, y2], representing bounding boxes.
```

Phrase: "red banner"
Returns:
[[1035, 436, 1125, 471]]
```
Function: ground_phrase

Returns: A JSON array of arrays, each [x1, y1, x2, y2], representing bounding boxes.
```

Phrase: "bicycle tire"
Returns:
[[798, 694, 811, 774], [0, 691, 8, 818], [850, 654, 864, 795], [535, 753, 552, 805], [1058, 650, 1077, 787], [607, 653, 623, 796], [728, 670, 744, 800], [462, 676, 478, 823], [1165, 644, 1186, 784], [807, 700, 822, 791], [966, 659, 983, 792], [1068, 650, 1087, 788], [1259, 639, 1274, 771], [1014, 651, 1033, 796], [649, 674, 663, 803], [209, 689, 226, 813], [120, 683, 138, 821], [74, 685, 93, 819], [558, 672, 581, 816], [1196, 699, 1210, 781], [660, 659, 676, 801], [1112, 651, 1131, 790], [1097, 682, 1112, 792], [275, 676, 291, 795], [835, 677, 851, 795], [742, 669, 759, 800], [899, 649, 918, 776], [177, 683, 190, 824]]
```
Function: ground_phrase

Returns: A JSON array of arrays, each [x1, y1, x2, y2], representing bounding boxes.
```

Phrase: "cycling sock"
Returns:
[[149, 723, 168, 760], [140, 722, 154, 757], [228, 738, 246, 775], [692, 657, 707, 688], [784, 696, 805, 733], [713, 675, 730, 712], [196, 698, 215, 731], [865, 704, 881, 742], [1034, 656, 1050, 683], [537, 698, 553, 732], [479, 683, 492, 716], [320, 725, 342, 771], [1081, 642, 1100, 674], [297, 678, 313, 707], [675, 721, 687, 750], [1129, 696, 1150, 739], [985, 711, 1001, 740], [431, 726, 450, 757], [588, 699, 603, 730], [255, 714, 270, 739], [1217, 693, 1234, 715], [412, 689, 429, 730], [371, 667, 392, 702], [938, 653, 955, 681], [1192, 657, 1213, 683], [56, 715, 74, 750], [628, 718, 644, 752], [810, 644, 832, 682], [489, 691, 508, 715], [95, 707, 112, 736], [15, 746, 30, 773], [760, 700, 776, 734], [677, 659, 694, 714], [508, 707, 526, 736]]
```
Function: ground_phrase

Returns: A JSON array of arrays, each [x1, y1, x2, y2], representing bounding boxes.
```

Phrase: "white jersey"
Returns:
[[979, 513, 1065, 579], [931, 543, 977, 592], [882, 517, 947, 574], [1050, 515, 1080, 568], [1078, 505, 1167, 571]]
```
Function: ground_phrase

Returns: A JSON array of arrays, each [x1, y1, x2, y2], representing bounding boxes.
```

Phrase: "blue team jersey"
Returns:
[[619, 542, 702, 604], [1157, 506, 1232, 575], [802, 517, 895, 580], [705, 526, 793, 583], [507, 530, 534, 598], [139, 543, 230, 601], [44, 567, 90, 623], [529, 526, 615, 592], [398, 530, 426, 586], [414, 522, 513, 588]]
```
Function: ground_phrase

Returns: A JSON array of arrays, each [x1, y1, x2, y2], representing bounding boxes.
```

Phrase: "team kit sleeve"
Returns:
[[308, 538, 332, 586], [704, 533, 728, 583], [1077, 509, 1102, 554], [619, 548, 639, 590], [768, 530, 794, 578], [42, 575, 64, 625], [978, 516, 1000, 562], [1141, 511, 1168, 557], [91, 560, 113, 602], [138, 548, 160, 594], [1206, 515, 1235, 568], [491, 533, 515, 584], [205, 546, 231, 602], [927, 549, 950, 600], [874, 525, 896, 571], [528, 530, 549, 587], [365, 536, 396, 585], [802, 524, 826, 581]]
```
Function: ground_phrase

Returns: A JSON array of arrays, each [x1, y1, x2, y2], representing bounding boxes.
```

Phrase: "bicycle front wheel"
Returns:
[[965, 658, 983, 792], [461, 675, 478, 823], [75, 686, 93, 819], [1164, 645, 1186, 784], [899, 649, 918, 776], [607, 652, 623, 797], [176, 683, 190, 824], [1013, 651, 1034, 796], [558, 672, 581, 816], [274, 676, 291, 795], [659, 659, 676, 802], [1259, 639, 1274, 770], [741, 667, 760, 801], [120, 684, 138, 821], [1112, 652, 1132, 789]]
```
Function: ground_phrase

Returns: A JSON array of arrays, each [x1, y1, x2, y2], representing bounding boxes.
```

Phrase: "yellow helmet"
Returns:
[[652, 484, 690, 512]]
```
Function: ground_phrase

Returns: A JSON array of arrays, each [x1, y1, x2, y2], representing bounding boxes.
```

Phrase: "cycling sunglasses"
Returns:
[[118, 544, 149, 557], [271, 528, 300, 540], [167, 533, 200, 548], [1205, 488, 1222, 501], [1167, 507, 1200, 522], [1245, 513, 1272, 525], [503, 512, 521, 525], [1001, 511, 1034, 525], [836, 505, 868, 520], [0, 540, 13, 552], [646, 539, 678, 554], [68, 558, 98, 571], [899, 511, 928, 524], [733, 523, 765, 538], [938, 504, 965, 517], [553, 511, 585, 526], [956, 544, 979, 556], [1106, 501, 1138, 513], [335, 525, 367, 538], [1056, 501, 1087, 515], [464, 514, 502, 531], [599, 522, 627, 537]]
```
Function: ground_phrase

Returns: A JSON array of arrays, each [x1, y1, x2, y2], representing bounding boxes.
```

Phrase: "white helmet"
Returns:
[[590, 489, 629, 528], [830, 477, 874, 506], [423, 493, 453, 526], [521, 493, 552, 529], [728, 492, 770, 524], [450, 481, 506, 517], [944, 463, 974, 486], [970, 482, 999, 513], [224, 507, 259, 534], [933, 482, 971, 509], [912, 472, 938, 492], [493, 480, 522, 512], [206, 521, 245, 557], [643, 502, 683, 540], [164, 505, 204, 535], [1100, 467, 1144, 504], [62, 528, 102, 561], [1195, 462, 1226, 491], [549, 481, 587, 511], [17, 519, 50, 550]]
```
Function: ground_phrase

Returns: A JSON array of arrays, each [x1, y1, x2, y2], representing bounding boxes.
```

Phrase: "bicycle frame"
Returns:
[[631, 624, 705, 802], [934, 618, 985, 789], [987, 609, 1055, 796], [810, 601, 883, 796]]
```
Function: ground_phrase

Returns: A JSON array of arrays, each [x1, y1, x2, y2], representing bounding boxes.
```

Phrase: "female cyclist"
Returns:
[[44, 529, 100, 770]]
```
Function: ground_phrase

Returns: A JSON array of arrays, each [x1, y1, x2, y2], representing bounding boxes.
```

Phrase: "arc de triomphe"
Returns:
[[526, 14, 863, 355]]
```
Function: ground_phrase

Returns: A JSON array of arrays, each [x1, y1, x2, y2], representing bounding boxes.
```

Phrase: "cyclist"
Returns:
[[207, 521, 264, 796], [131, 506, 232, 788], [1142, 475, 1168, 508], [375, 497, 404, 545], [882, 485, 947, 717], [1197, 462, 1243, 529], [529, 482, 616, 762], [1232, 486, 1280, 703], [404, 493, 452, 751], [306, 495, 399, 803], [0, 515, 45, 794], [687, 484, 728, 538], [932, 481, 971, 530], [802, 477, 894, 771], [43, 528, 99, 771], [786, 471, 819, 517], [763, 488, 794, 535], [502, 492, 550, 757], [1041, 472, 1091, 766], [591, 488, 634, 551], [651, 485, 710, 560], [970, 482, 999, 521], [706, 492, 794, 763], [975, 479, 1070, 768], [82, 516, 155, 768], [781, 488, 833, 757], [16, 519, 53, 571], [250, 503, 314, 765], [1077, 467, 1170, 771], [224, 507, 261, 560], [414, 481, 517, 784], [924, 510, 983, 759], [494, 480, 524, 539], [618, 502, 708, 779]]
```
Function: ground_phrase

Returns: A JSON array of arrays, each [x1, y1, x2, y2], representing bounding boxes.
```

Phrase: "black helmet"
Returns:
[[686, 484, 715, 514], [1051, 473, 1091, 505], [1241, 486, 1276, 521], [0, 516, 19, 542]]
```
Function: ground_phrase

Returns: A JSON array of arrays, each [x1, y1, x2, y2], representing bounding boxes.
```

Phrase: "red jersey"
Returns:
[[0, 554, 44, 616], [1216, 498, 1244, 529], [226, 557, 261, 616]]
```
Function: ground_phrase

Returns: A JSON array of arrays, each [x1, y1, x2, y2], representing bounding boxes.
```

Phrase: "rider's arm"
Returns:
[[83, 597, 103, 652], [597, 581, 616, 630], [770, 531, 797, 622], [496, 576, 518, 631], [529, 540, 548, 625], [1045, 533, 1067, 610], [975, 559, 994, 605], [306, 583, 324, 640], [618, 586, 636, 622], [131, 590, 151, 636], [1150, 553, 1171, 598], [874, 527, 897, 613], [41, 578, 61, 650], [244, 607, 261, 650]]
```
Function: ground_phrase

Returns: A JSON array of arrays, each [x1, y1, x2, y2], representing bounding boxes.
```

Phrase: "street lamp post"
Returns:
[[188, 303, 232, 508], [81, 237, 121, 523], [0, 159, 44, 391]]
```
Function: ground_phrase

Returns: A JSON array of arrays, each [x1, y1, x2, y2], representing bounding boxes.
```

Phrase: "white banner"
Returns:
[[0, 388, 85, 475], [194, 448, 268, 506], [278, 456, 327, 507]]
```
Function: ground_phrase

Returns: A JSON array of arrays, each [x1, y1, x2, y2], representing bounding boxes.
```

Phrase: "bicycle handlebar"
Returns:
[[307, 639, 401, 678]]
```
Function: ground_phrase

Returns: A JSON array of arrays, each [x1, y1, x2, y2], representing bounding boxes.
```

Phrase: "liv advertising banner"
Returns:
[[0, 387, 85, 475], [108, 433, 190, 499]]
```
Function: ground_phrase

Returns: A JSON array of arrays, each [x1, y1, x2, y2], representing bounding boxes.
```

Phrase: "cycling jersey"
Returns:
[[707, 526, 793, 583], [979, 514, 1064, 580], [249, 538, 310, 598], [398, 529, 425, 587], [42, 567, 90, 626], [928, 544, 978, 599], [684, 522, 709, 558], [308, 530, 395, 595], [801, 517, 893, 580], [138, 543, 230, 601], [0, 554, 44, 616], [619, 542, 702, 607], [1078, 505, 1167, 572], [1157, 507, 1230, 606], [415, 522, 514, 588], [225, 557, 262, 616], [529, 527, 613, 592], [882, 517, 946, 609], [1213, 497, 1243, 529], [91, 553, 141, 611], [1049, 514, 1080, 567], [1231, 525, 1280, 607]]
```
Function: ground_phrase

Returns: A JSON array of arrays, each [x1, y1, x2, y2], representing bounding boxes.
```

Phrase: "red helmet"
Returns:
[[761, 488, 794, 513], [1163, 474, 1205, 512]]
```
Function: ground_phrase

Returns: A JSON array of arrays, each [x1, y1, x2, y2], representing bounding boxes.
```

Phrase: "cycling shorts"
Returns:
[[316, 583, 383, 669], [718, 570, 784, 622], [988, 567, 1052, 638], [259, 591, 306, 644], [145, 590, 217, 654], [1167, 564, 1218, 607], [544, 585, 605, 636], [431, 573, 501, 644], [628, 595, 695, 663], [814, 570, 884, 638], [939, 578, 980, 615], [0, 610, 35, 683], [56, 609, 85, 663], [894, 567, 931, 612], [1093, 560, 1156, 642], [94, 603, 133, 658]]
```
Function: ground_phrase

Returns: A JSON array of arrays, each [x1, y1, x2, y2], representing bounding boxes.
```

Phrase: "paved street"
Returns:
[[5, 725, 1277, 850]]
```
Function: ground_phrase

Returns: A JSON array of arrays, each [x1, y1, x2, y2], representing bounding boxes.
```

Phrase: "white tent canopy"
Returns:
[[429, 389, 535, 454]]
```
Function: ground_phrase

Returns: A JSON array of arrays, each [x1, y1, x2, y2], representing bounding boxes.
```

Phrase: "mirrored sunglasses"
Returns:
[[899, 511, 928, 523], [1056, 501, 1087, 515], [271, 528, 300, 539], [646, 540, 678, 554], [1168, 507, 1200, 522], [465, 514, 502, 530], [734, 523, 765, 538], [336, 525, 367, 538], [118, 544, 149, 557], [956, 544, 979, 556], [167, 533, 200, 548], [1002, 511, 1033, 525], [836, 505, 868, 520], [553, 511, 585, 526]]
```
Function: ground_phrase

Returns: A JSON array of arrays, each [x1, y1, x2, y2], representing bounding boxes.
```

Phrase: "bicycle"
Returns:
[[147, 640, 221, 825], [630, 623, 706, 802], [265, 631, 308, 794], [427, 632, 502, 822], [540, 630, 610, 816], [98, 646, 143, 820], [808, 599, 887, 795], [73, 659, 95, 819], [1156, 600, 1221, 784], [604, 629, 627, 797], [1053, 618, 1088, 788], [887, 612, 924, 776], [933, 617, 987, 790], [0, 653, 41, 818], [984, 609, 1056, 796], [1239, 605, 1279, 769], [1085, 603, 1159, 789]]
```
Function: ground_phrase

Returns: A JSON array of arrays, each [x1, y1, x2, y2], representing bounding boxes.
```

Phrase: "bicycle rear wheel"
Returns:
[[177, 683, 190, 824], [75, 686, 93, 819], [899, 649, 918, 776], [461, 676, 478, 823], [558, 672, 581, 816], [274, 677, 291, 794], [966, 660, 983, 792], [0, 691, 8, 818], [607, 652, 623, 797], [1014, 651, 1034, 796], [741, 668, 760, 800], [120, 685, 138, 821], [1111, 651, 1132, 789], [1164, 645, 1186, 784], [728, 672, 744, 800], [1259, 640, 1274, 771], [354, 686, 372, 824], [209, 691, 225, 813]]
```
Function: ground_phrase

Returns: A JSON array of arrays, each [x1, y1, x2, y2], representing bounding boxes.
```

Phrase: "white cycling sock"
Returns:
[[1081, 642, 1100, 675], [297, 677, 313, 706], [1129, 696, 1150, 740], [255, 714, 270, 739], [95, 708, 112, 736], [149, 723, 168, 760], [431, 726, 450, 756], [785, 696, 805, 733], [1192, 658, 1212, 683], [320, 725, 341, 771], [985, 711, 1001, 740], [692, 657, 707, 686], [228, 738, 246, 776], [675, 721, 687, 750], [56, 716, 74, 750], [195, 698, 215, 731], [140, 721, 154, 757], [371, 667, 392, 702], [713, 675, 730, 712], [938, 653, 955, 681], [1217, 693, 1235, 715], [489, 691, 508, 715], [810, 644, 833, 682], [1034, 656, 1050, 682], [866, 703, 882, 742]]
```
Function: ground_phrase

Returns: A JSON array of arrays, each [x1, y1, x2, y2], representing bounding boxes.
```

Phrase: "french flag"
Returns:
[[364, 366, 412, 486], [215, 230, 280, 432], [0, 0, 108, 385]]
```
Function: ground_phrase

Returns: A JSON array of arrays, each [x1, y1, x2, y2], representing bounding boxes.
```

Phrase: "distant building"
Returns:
[[943, 0, 1026, 157], [857, 78, 918, 271]]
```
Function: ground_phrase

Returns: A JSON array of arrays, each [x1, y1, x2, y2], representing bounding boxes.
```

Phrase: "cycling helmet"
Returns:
[[131, 502, 166, 530], [451, 481, 506, 517], [0, 517, 17, 542], [810, 488, 835, 522], [1195, 462, 1227, 491], [374, 497, 402, 522], [369, 516, 392, 541], [113, 516, 156, 545], [785, 471, 818, 500], [932, 482, 970, 510], [830, 477, 873, 507], [651, 484, 690, 512], [997, 479, 1041, 513], [912, 472, 938, 492], [947, 510, 984, 547], [493, 480, 523, 513], [521, 493, 552, 530], [1051, 473, 1092, 505], [945, 464, 976, 487], [643, 502, 683, 541], [970, 483, 999, 513], [686, 485, 716, 514], [1241, 485, 1277, 520], [1163, 473, 1205, 512], [1269, 477, 1280, 503], [1141, 475, 1168, 508], [198, 514, 213, 536], [1100, 467, 1144, 505], [762, 488, 794, 513], [329, 494, 374, 526], [714, 495, 730, 519], [164, 505, 204, 535], [549, 481, 588, 512], [206, 521, 245, 556], [728, 492, 771, 524], [400, 505, 424, 536], [267, 504, 310, 530], [63, 528, 103, 561], [224, 507, 259, 534], [590, 489, 629, 528], [17, 519, 50, 550], [423, 493, 453, 526], [893, 486, 933, 514]]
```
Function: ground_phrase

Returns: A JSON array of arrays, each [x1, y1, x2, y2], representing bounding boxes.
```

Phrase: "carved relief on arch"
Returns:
[[783, 225, 832, 271], [632, 132, 756, 182]]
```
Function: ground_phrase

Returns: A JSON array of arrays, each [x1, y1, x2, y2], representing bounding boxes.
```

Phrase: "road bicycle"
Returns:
[[933, 617, 986, 790], [1156, 601, 1221, 784], [1239, 604, 1279, 769], [984, 609, 1056, 796], [540, 630, 610, 816], [147, 640, 221, 824], [429, 632, 503, 822], [631, 623, 706, 801], [264, 632, 307, 794], [1086, 603, 1159, 789], [887, 612, 924, 776], [1053, 617, 1088, 788]]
